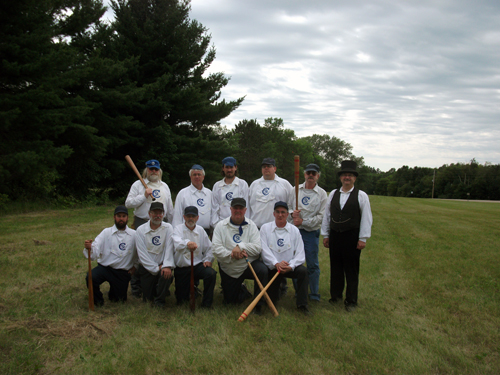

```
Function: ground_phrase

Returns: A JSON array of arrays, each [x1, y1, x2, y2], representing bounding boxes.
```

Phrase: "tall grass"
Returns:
[[0, 197, 499, 374]]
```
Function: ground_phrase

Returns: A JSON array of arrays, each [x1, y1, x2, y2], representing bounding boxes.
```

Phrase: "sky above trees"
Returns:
[[182, 0, 500, 171]]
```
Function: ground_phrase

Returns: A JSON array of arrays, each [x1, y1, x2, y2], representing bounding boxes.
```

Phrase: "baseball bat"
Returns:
[[245, 258, 279, 317], [294, 155, 300, 210], [238, 270, 281, 322], [189, 251, 195, 313], [87, 247, 94, 311], [125, 155, 155, 201]]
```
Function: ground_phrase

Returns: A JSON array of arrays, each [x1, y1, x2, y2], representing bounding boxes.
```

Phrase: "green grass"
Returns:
[[0, 197, 499, 374]]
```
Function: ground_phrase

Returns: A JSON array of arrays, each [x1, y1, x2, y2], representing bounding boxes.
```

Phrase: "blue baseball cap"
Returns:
[[191, 164, 204, 170], [146, 160, 160, 169], [305, 163, 320, 172], [261, 158, 276, 166], [222, 157, 237, 167]]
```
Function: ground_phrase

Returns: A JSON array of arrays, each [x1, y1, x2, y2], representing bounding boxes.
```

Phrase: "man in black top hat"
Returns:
[[320, 161, 373, 312]]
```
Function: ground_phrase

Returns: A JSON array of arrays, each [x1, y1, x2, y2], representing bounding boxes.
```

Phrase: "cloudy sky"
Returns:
[[106, 1, 500, 171]]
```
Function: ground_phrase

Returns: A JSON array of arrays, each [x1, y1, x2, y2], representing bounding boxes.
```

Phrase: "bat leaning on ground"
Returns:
[[238, 270, 281, 322], [86, 241, 94, 311], [125, 155, 155, 201], [294, 155, 300, 209], [245, 258, 279, 317], [190, 251, 195, 313]]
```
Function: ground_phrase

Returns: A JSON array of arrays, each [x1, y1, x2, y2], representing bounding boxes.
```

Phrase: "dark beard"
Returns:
[[115, 219, 128, 230]]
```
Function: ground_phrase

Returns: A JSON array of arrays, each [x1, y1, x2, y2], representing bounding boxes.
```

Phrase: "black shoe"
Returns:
[[328, 298, 339, 305], [297, 305, 312, 316], [345, 303, 357, 312]]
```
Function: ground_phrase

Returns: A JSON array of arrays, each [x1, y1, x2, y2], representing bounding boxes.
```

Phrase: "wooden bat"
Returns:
[[87, 246, 94, 311], [238, 270, 280, 322], [189, 251, 195, 313], [294, 155, 300, 210], [125, 155, 155, 201], [245, 258, 279, 317]]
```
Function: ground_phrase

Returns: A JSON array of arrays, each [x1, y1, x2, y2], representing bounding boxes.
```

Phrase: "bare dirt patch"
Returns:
[[7, 315, 118, 340]]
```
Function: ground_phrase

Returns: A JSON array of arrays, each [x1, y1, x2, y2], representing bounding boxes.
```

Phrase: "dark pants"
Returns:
[[86, 264, 131, 306], [219, 260, 268, 306], [269, 265, 309, 307], [174, 263, 217, 307], [135, 264, 173, 307], [329, 228, 361, 306]]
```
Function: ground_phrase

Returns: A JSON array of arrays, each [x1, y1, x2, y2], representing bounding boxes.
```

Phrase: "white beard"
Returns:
[[148, 174, 160, 182]]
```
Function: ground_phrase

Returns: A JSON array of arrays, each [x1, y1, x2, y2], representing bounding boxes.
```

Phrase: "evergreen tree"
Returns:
[[0, 0, 106, 200]]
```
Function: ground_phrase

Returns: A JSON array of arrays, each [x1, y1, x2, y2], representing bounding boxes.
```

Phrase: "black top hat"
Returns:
[[337, 160, 358, 177]]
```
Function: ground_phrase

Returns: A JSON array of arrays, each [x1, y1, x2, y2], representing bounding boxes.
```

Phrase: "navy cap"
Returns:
[[222, 157, 237, 167], [191, 164, 204, 170], [114, 205, 128, 215], [146, 160, 160, 169], [274, 201, 288, 211], [261, 157, 276, 166], [231, 198, 246, 208], [184, 206, 198, 216], [305, 163, 320, 173], [149, 202, 164, 211]]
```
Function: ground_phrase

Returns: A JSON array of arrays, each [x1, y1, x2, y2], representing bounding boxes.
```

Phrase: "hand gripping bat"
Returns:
[[125, 155, 155, 201]]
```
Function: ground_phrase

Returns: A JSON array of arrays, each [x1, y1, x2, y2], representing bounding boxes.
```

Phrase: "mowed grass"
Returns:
[[0, 197, 499, 374]]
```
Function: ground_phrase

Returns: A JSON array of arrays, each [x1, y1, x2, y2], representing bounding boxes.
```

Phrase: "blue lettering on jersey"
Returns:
[[152, 189, 161, 198], [197, 198, 205, 207], [302, 196, 311, 205], [233, 234, 242, 243], [225, 192, 234, 201], [152, 236, 161, 246], [277, 239, 285, 247], [262, 187, 270, 196], [119, 243, 127, 251]]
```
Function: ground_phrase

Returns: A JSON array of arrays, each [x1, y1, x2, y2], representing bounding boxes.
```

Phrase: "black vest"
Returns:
[[330, 187, 361, 233]]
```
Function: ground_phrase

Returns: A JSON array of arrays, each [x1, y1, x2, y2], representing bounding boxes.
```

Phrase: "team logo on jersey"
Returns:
[[302, 196, 311, 205], [277, 239, 285, 247], [152, 189, 161, 198], [233, 234, 242, 243], [197, 198, 205, 207], [119, 243, 127, 251], [152, 236, 161, 246], [225, 192, 234, 201], [262, 187, 270, 196]]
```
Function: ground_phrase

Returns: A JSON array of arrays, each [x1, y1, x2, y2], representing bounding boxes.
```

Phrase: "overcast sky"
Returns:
[[105, 1, 500, 171]]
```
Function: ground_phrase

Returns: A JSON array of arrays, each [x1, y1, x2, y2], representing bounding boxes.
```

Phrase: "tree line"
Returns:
[[2, 0, 498, 207]]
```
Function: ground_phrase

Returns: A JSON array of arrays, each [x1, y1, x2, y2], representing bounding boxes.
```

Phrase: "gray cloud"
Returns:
[[105, 0, 500, 170]]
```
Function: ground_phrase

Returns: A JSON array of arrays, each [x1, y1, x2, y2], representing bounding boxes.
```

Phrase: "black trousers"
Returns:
[[329, 228, 361, 306], [174, 263, 217, 307], [86, 264, 131, 306], [135, 264, 173, 306], [268, 265, 309, 307], [219, 260, 268, 306]]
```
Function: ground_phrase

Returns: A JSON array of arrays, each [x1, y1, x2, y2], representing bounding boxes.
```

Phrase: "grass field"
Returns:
[[0, 196, 499, 374]]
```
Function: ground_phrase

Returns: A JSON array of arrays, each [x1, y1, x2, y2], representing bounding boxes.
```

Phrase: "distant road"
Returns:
[[434, 199, 500, 203]]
